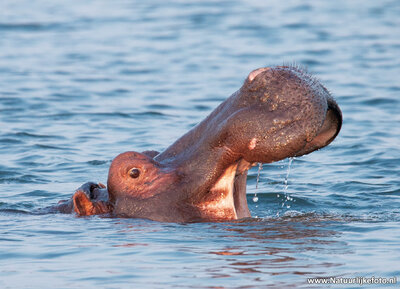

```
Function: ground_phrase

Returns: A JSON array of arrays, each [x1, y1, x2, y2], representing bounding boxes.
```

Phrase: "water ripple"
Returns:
[[0, 22, 67, 31]]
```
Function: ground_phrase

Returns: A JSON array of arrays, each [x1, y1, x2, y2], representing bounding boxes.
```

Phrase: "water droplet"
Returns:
[[253, 163, 263, 206], [283, 157, 294, 190]]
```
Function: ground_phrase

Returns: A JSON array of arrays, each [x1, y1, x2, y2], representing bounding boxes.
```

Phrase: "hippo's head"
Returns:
[[73, 66, 342, 222]]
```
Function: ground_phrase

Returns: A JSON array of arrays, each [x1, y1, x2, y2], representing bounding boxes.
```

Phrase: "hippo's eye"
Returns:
[[129, 168, 140, 179]]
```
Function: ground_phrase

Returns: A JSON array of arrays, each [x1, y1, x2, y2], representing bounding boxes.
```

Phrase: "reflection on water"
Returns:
[[107, 214, 347, 288]]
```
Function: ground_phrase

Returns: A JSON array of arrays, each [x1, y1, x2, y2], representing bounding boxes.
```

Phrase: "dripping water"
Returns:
[[277, 157, 295, 216], [253, 162, 263, 203], [252, 162, 263, 218], [284, 157, 294, 191]]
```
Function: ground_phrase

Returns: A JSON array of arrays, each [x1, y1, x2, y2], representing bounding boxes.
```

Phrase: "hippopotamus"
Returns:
[[55, 66, 342, 222]]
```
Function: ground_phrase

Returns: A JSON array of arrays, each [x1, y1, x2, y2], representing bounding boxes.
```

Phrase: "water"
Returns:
[[252, 162, 262, 203], [1, 0, 400, 288]]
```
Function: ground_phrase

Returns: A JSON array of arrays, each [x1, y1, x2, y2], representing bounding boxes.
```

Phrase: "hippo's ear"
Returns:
[[73, 190, 111, 216], [73, 190, 96, 216]]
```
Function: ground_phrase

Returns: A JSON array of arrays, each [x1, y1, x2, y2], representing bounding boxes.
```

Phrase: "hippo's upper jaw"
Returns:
[[67, 66, 342, 222]]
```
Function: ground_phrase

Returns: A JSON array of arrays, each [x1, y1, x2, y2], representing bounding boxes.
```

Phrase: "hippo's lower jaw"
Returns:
[[63, 65, 342, 222]]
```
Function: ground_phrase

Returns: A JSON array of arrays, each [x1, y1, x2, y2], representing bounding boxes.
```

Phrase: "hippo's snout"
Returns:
[[294, 96, 342, 157]]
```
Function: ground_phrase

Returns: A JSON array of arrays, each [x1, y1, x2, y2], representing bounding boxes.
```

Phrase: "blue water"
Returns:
[[1, 0, 399, 288]]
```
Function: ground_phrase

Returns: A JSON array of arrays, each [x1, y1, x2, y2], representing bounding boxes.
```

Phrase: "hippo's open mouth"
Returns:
[[59, 65, 342, 222], [189, 160, 252, 220]]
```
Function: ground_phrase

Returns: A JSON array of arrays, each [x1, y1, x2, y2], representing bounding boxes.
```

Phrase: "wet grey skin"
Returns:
[[59, 66, 342, 222]]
